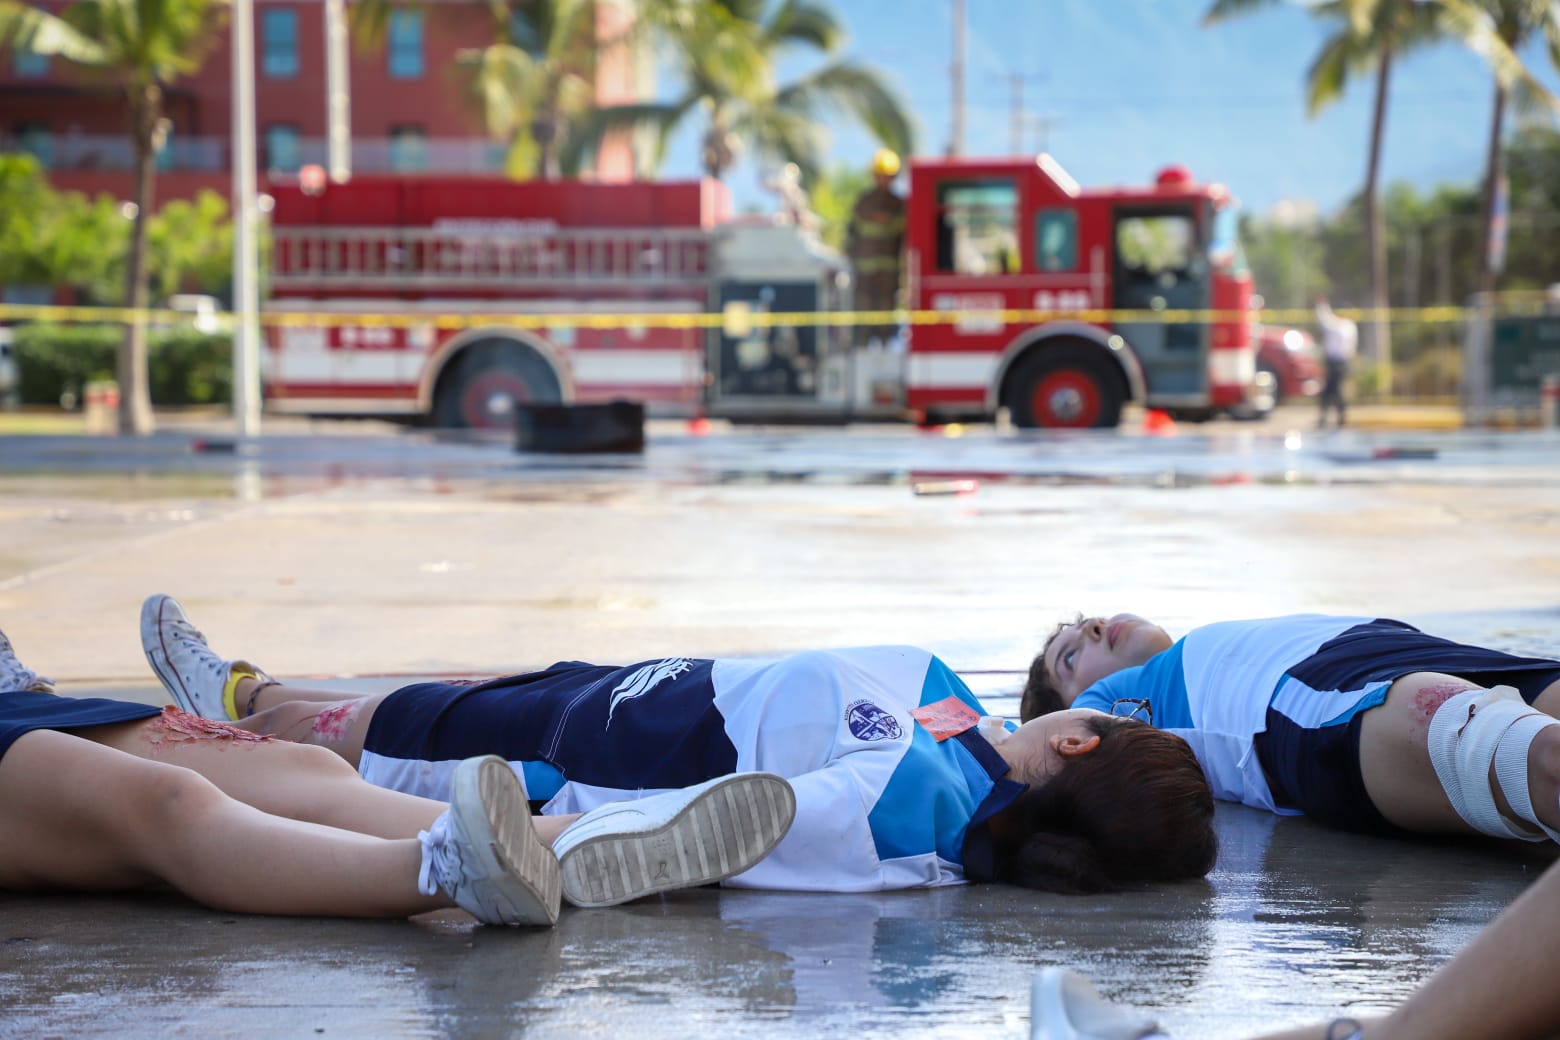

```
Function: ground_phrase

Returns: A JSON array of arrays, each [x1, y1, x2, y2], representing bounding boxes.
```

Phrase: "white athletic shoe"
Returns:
[[1030, 968, 1168, 1040], [418, 755, 561, 927], [141, 594, 272, 720], [552, 772, 796, 908], [0, 627, 55, 694]]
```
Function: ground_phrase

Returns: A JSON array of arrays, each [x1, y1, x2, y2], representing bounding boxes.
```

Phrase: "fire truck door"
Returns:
[[712, 281, 822, 399], [1110, 207, 1209, 397]]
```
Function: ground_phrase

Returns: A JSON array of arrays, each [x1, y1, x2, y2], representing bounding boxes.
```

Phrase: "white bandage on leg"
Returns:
[[1428, 685, 1560, 843]]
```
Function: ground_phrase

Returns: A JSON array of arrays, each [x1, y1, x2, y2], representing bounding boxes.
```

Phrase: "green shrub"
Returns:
[[12, 323, 232, 407]]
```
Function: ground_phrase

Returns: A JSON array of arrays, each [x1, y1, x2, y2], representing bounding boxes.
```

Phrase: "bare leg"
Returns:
[[88, 714, 584, 844], [0, 728, 449, 918], [228, 692, 385, 768], [85, 714, 443, 839], [1524, 674, 1560, 718], [1360, 672, 1560, 837]]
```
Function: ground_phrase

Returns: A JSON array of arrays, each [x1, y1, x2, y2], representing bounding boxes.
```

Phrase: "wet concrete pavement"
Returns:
[[1, 410, 1558, 1038]]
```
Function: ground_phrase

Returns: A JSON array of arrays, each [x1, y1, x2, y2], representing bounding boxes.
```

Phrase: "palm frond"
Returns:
[[1200, 0, 1283, 28], [734, 103, 829, 187], [0, 1, 108, 65], [775, 60, 915, 155], [764, 0, 841, 52], [561, 97, 696, 176], [1303, 27, 1375, 114]]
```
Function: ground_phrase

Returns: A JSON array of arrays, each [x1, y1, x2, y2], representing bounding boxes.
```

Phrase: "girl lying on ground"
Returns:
[[1024, 611, 1560, 848], [140, 594, 1218, 896], [0, 628, 793, 924]]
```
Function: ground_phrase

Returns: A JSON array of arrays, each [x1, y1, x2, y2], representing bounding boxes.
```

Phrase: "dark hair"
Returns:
[[978, 716, 1217, 894], [1020, 616, 1077, 722]]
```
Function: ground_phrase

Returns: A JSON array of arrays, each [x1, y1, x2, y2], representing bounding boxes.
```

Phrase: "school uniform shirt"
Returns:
[[359, 646, 1026, 892], [1072, 614, 1380, 813]]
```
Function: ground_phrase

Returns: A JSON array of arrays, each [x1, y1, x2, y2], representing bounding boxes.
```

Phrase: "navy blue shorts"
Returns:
[[1252, 619, 1560, 835], [0, 693, 162, 764]]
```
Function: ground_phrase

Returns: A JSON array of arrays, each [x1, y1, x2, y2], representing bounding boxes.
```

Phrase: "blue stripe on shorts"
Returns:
[[1254, 619, 1560, 834]]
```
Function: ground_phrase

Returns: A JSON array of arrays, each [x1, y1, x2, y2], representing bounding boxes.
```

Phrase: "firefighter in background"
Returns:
[[846, 148, 907, 350]]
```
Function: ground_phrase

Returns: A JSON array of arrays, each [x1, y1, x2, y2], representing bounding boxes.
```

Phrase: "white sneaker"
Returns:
[[141, 594, 272, 720], [0, 627, 54, 694], [1030, 968, 1167, 1040], [418, 755, 561, 926], [552, 772, 796, 908]]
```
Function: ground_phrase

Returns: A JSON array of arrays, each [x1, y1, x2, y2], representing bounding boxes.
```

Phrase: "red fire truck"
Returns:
[[263, 154, 1255, 429]]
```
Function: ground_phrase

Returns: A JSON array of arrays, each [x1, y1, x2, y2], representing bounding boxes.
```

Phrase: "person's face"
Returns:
[[1044, 613, 1172, 705]]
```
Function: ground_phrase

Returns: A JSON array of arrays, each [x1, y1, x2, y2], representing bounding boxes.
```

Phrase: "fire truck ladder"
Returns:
[[270, 226, 711, 291]]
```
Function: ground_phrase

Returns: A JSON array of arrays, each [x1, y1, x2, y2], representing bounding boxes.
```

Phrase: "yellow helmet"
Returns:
[[871, 148, 901, 178]]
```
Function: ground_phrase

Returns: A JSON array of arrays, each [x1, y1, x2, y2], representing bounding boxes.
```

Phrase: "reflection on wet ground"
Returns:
[[2, 425, 1559, 501], [1, 806, 1547, 1039]]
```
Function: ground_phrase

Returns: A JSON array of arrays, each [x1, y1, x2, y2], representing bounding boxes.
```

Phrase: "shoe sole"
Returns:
[[559, 772, 796, 908], [141, 595, 204, 717], [451, 757, 561, 926]]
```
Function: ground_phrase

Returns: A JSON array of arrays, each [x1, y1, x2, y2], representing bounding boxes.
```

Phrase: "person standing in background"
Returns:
[[846, 149, 907, 350], [1314, 296, 1358, 429]]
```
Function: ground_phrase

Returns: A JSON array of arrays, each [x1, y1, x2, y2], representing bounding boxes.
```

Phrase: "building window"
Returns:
[[13, 123, 52, 169], [265, 124, 300, 171], [387, 10, 423, 79], [13, 49, 50, 77], [388, 125, 426, 171], [261, 8, 299, 78]]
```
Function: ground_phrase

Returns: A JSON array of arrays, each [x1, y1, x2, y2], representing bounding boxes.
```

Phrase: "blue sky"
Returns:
[[657, 0, 1560, 221]]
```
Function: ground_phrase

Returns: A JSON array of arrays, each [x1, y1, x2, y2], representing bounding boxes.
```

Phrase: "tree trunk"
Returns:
[[118, 85, 160, 436], [1362, 38, 1393, 395], [1476, 80, 1508, 298]]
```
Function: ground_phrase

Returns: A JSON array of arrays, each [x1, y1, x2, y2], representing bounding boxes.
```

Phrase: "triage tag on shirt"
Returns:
[[908, 696, 982, 741]]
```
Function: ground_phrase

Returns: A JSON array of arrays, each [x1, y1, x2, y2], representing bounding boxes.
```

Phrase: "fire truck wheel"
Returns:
[[1004, 345, 1125, 429], [434, 342, 562, 430]]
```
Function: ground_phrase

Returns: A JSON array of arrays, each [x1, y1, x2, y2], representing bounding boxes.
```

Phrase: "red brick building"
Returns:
[[0, 0, 644, 203]]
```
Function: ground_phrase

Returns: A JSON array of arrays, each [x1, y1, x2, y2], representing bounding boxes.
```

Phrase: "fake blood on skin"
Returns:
[[145, 706, 276, 752]]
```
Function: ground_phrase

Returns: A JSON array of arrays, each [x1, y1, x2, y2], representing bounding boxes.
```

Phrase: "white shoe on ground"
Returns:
[[0, 627, 55, 694], [418, 755, 561, 926], [552, 772, 796, 908], [1030, 968, 1167, 1040], [141, 594, 272, 720]]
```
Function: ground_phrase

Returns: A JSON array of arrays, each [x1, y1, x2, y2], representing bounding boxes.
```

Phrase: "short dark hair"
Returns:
[[1020, 617, 1077, 722], [978, 715, 1217, 893]]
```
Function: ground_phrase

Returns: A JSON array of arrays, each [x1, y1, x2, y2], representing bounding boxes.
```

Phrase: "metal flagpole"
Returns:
[[230, 0, 262, 436]]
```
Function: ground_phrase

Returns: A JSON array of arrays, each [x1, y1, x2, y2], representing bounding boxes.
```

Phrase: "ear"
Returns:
[[1051, 733, 1102, 759]]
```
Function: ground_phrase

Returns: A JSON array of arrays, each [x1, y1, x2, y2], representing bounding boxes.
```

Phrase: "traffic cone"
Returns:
[[1142, 409, 1177, 436]]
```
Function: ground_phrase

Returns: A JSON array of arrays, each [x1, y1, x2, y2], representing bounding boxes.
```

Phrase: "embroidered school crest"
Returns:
[[606, 658, 694, 726], [844, 699, 903, 742]]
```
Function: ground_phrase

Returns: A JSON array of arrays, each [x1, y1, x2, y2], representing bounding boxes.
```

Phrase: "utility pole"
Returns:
[[1029, 113, 1061, 154], [324, 0, 352, 183], [230, 0, 261, 437], [996, 72, 1046, 154], [948, 0, 965, 156]]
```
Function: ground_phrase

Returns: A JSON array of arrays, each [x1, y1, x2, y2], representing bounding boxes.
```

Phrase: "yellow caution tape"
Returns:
[[0, 301, 1524, 332]]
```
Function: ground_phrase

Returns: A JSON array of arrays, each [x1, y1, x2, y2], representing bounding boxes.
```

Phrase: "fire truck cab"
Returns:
[[895, 155, 1255, 427], [261, 154, 1254, 430]]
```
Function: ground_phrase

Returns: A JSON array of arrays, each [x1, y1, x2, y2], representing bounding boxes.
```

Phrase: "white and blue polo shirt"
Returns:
[[360, 645, 1026, 892]]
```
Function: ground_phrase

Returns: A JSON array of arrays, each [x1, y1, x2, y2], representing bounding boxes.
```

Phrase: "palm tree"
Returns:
[[565, 0, 913, 189], [1204, 0, 1444, 388], [1440, 0, 1560, 294], [456, 0, 601, 179], [0, 0, 227, 435]]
